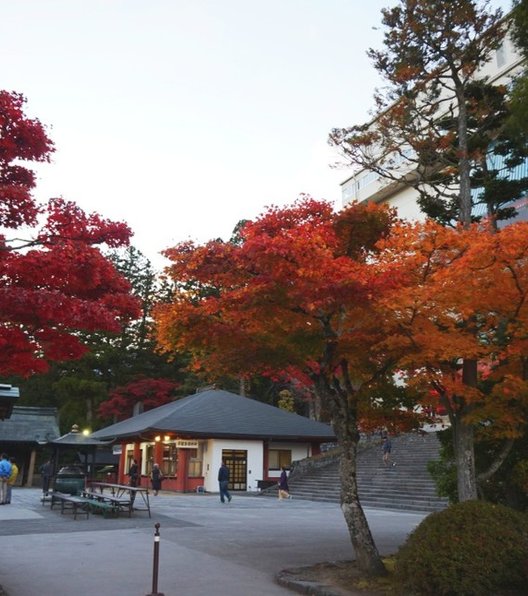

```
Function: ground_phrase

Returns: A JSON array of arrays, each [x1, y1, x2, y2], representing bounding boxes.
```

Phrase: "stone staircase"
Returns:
[[266, 432, 449, 513]]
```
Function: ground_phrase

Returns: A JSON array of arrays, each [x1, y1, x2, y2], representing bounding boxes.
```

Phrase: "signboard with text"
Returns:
[[175, 439, 199, 449]]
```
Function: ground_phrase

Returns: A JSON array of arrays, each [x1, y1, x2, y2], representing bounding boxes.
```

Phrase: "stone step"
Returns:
[[293, 486, 442, 497], [297, 475, 439, 485], [264, 431, 450, 513], [287, 492, 447, 512], [293, 487, 441, 498]]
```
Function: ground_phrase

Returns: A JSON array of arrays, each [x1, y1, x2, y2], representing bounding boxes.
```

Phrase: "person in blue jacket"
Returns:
[[0, 453, 12, 504]]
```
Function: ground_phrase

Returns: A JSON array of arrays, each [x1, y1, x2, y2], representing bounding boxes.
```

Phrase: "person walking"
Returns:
[[218, 460, 232, 503], [278, 467, 292, 500], [128, 459, 139, 487], [0, 453, 12, 504], [39, 460, 52, 496], [151, 463, 163, 496], [6, 457, 19, 504], [382, 435, 395, 466]]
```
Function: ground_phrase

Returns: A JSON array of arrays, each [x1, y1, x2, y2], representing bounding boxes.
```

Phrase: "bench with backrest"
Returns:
[[50, 491, 90, 520]]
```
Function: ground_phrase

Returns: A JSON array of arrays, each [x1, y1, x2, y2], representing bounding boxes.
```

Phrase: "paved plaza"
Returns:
[[0, 488, 426, 596]]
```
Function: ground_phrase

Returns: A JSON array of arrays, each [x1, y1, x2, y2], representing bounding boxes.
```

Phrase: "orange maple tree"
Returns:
[[155, 197, 419, 576], [375, 218, 528, 495], [0, 91, 140, 375]]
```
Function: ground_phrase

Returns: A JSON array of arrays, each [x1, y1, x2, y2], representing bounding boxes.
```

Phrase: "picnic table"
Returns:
[[81, 489, 132, 517], [90, 482, 151, 518]]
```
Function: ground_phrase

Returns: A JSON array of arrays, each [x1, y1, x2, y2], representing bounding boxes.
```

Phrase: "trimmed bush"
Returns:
[[394, 500, 528, 595]]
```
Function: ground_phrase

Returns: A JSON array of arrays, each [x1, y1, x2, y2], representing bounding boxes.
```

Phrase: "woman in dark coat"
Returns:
[[151, 463, 163, 496], [278, 467, 292, 500], [128, 459, 139, 487]]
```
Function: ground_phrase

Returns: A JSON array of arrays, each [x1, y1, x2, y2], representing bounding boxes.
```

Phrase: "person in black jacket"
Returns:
[[128, 459, 139, 487], [151, 463, 163, 496], [218, 461, 232, 503], [39, 460, 52, 496], [278, 467, 292, 500]]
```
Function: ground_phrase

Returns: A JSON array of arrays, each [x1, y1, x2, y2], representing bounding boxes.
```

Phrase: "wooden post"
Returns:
[[146, 523, 164, 596], [175, 449, 188, 492], [118, 443, 127, 484], [133, 443, 142, 485], [262, 441, 269, 481], [26, 448, 37, 487]]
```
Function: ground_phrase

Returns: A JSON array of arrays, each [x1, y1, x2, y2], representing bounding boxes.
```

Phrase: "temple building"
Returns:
[[91, 388, 335, 493]]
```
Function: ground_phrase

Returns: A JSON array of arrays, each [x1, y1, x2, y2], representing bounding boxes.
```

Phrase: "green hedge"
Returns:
[[395, 500, 528, 595]]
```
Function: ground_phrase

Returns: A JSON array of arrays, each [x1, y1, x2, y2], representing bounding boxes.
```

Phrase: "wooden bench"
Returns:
[[89, 482, 146, 516], [50, 492, 90, 520], [82, 490, 132, 517], [87, 499, 118, 518], [257, 480, 277, 490], [40, 493, 52, 506]]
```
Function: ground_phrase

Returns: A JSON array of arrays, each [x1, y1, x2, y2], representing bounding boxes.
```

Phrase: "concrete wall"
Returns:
[[267, 441, 313, 479], [202, 438, 263, 493]]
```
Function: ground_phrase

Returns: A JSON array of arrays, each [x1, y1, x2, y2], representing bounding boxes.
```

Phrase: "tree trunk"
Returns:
[[452, 358, 478, 501], [454, 80, 479, 503], [477, 439, 514, 484], [314, 322, 386, 576], [453, 414, 477, 500], [323, 381, 386, 577], [86, 397, 93, 426], [339, 434, 387, 576], [456, 87, 472, 227]]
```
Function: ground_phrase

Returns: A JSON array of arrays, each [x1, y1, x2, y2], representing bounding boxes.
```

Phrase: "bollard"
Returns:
[[146, 523, 165, 596]]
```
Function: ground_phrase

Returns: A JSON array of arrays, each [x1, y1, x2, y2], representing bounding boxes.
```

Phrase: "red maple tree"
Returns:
[[155, 197, 418, 576], [0, 91, 140, 376], [98, 378, 179, 421]]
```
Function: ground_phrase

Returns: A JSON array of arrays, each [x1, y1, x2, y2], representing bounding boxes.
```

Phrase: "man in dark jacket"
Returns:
[[218, 461, 232, 503], [39, 460, 52, 496]]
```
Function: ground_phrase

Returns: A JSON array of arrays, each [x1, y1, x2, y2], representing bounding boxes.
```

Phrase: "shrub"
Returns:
[[394, 500, 528, 595], [427, 458, 457, 503]]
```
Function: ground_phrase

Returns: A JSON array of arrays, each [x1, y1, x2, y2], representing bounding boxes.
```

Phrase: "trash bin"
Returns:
[[54, 465, 85, 495]]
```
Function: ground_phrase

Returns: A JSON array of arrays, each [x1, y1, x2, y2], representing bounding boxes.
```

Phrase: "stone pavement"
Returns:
[[0, 488, 427, 596]]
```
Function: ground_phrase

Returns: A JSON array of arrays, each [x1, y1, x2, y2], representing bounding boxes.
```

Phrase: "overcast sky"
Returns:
[[0, 0, 512, 269]]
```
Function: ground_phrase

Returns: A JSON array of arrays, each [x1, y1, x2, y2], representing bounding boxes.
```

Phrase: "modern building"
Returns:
[[340, 25, 526, 221], [91, 388, 336, 493]]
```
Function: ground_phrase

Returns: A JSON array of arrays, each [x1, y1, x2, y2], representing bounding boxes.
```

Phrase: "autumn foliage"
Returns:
[[98, 378, 178, 421], [155, 196, 416, 575], [156, 198, 399, 397], [376, 218, 528, 441], [0, 91, 140, 376], [156, 196, 528, 546]]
